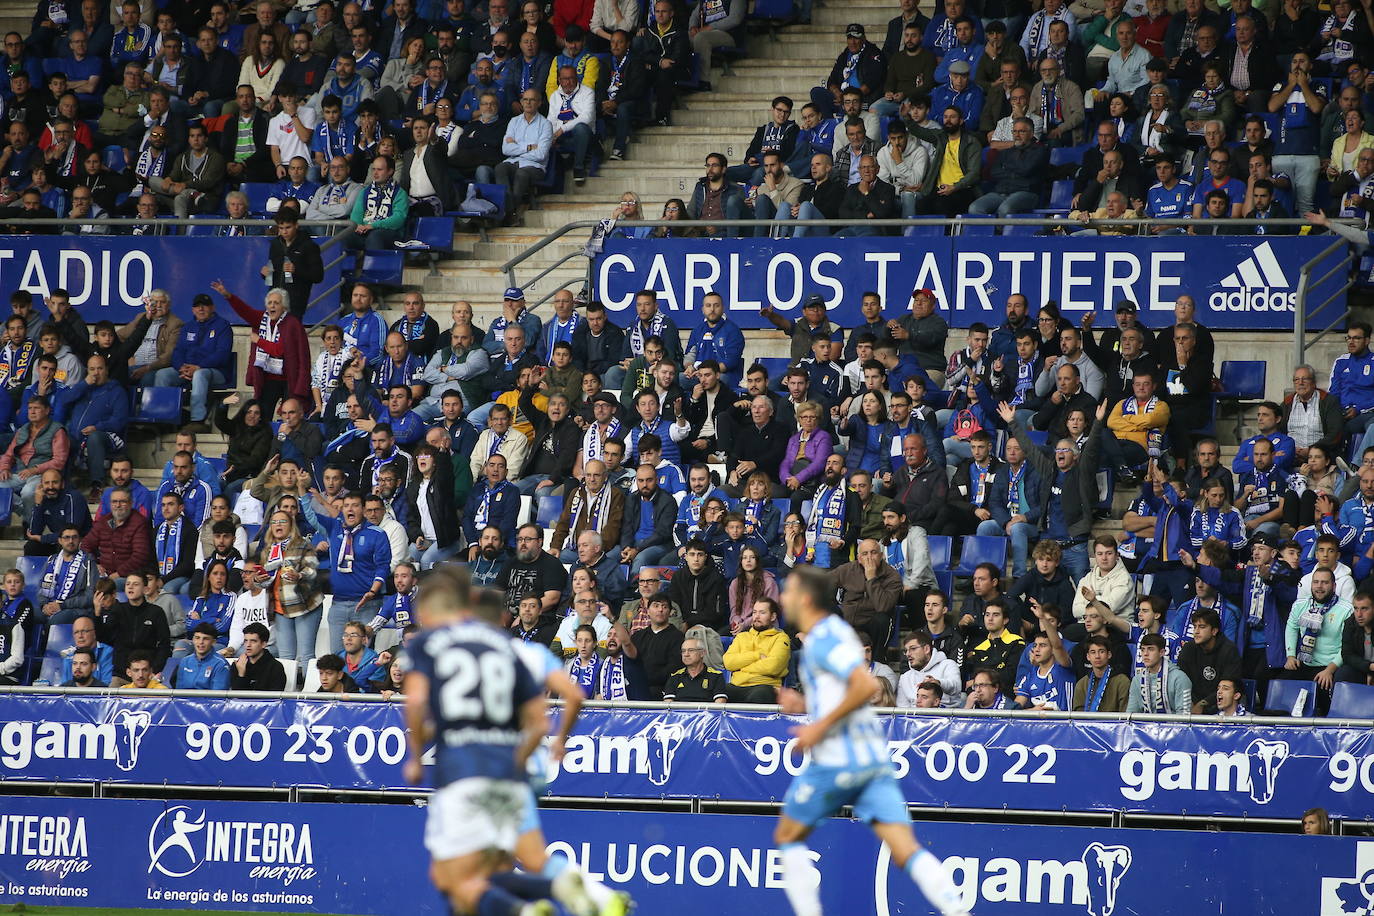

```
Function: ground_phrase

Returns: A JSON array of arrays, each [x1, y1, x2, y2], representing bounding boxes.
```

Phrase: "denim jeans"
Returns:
[[1272, 153, 1319, 218], [629, 544, 671, 574], [162, 576, 190, 595], [152, 366, 227, 422], [327, 595, 381, 653], [412, 540, 463, 569], [792, 201, 830, 237], [554, 122, 594, 169], [76, 430, 117, 485], [276, 606, 323, 666], [0, 473, 41, 523], [943, 437, 973, 466], [968, 190, 1039, 216], [466, 400, 495, 430], [1061, 542, 1089, 581]]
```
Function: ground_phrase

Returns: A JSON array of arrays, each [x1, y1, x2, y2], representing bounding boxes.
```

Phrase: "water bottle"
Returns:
[[1147, 428, 1163, 459], [283, 258, 294, 284]]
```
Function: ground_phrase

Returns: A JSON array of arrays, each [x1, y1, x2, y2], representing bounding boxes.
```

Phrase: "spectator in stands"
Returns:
[[462, 453, 520, 556], [215, 281, 311, 417], [824, 538, 900, 651], [220, 84, 273, 184], [638, 0, 688, 126], [149, 293, 232, 429], [1176, 605, 1243, 713], [1032, 363, 1097, 439], [1283, 566, 1351, 714], [1104, 372, 1168, 475], [59, 645, 105, 688], [228, 620, 287, 690], [0, 394, 68, 522], [240, 31, 285, 107], [1072, 634, 1131, 711], [152, 491, 198, 595], [619, 462, 675, 574], [37, 525, 96, 623], [1268, 50, 1326, 217], [119, 290, 181, 385], [497, 88, 551, 210], [96, 63, 149, 149], [95, 568, 170, 682], [171, 621, 231, 689], [539, 66, 595, 189], [968, 117, 1048, 216], [1158, 321, 1213, 461], [1072, 536, 1134, 624], [1281, 365, 1343, 467], [1125, 631, 1191, 712], [325, 493, 390, 651], [661, 634, 728, 702], [343, 155, 409, 263], [65, 355, 128, 497], [1339, 592, 1374, 684], [662, 538, 726, 633], [24, 467, 88, 557], [148, 122, 226, 217]]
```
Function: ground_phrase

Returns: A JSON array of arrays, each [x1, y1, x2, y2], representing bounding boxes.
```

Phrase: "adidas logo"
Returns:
[[1210, 241, 1296, 312]]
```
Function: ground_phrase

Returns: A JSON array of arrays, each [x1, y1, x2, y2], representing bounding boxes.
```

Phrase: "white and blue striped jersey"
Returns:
[[799, 614, 889, 769]]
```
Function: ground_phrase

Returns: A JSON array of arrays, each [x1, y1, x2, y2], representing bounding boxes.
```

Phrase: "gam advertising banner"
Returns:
[[2, 695, 1373, 820], [0, 235, 343, 325], [0, 796, 1367, 915], [593, 235, 1345, 330]]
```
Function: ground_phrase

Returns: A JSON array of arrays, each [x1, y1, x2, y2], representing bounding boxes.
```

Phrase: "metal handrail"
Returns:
[[501, 216, 1337, 307], [0, 218, 353, 228], [1295, 236, 1358, 365]]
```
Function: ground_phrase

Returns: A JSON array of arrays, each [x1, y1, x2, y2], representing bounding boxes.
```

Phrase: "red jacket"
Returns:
[[225, 293, 312, 404], [81, 510, 153, 577]]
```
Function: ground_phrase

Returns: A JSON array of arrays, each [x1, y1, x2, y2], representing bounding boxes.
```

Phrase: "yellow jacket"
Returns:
[[1106, 395, 1171, 448], [723, 627, 791, 688], [495, 389, 548, 442]]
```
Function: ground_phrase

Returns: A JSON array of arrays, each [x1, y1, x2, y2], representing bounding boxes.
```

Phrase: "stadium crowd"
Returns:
[[0, 272, 1367, 719], [0, 0, 1370, 718]]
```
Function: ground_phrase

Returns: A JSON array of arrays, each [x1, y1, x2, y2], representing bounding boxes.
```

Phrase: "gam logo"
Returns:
[[548, 718, 685, 786]]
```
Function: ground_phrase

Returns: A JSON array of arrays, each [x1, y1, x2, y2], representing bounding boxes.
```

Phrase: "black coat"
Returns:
[[399, 141, 455, 209], [665, 563, 729, 634], [218, 109, 273, 182], [725, 417, 789, 484], [571, 321, 625, 377], [825, 40, 886, 103], [405, 463, 460, 549], [520, 386, 581, 487]]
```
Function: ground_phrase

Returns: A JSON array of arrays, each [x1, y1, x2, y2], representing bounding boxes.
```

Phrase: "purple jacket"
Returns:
[[779, 430, 834, 485]]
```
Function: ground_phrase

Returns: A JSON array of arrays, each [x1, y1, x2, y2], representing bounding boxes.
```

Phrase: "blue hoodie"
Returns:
[[65, 379, 129, 438]]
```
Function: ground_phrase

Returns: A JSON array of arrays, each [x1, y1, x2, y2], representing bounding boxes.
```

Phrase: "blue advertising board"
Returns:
[[2, 695, 1372, 820], [0, 236, 342, 325], [0, 796, 1366, 915], [593, 235, 1345, 330]]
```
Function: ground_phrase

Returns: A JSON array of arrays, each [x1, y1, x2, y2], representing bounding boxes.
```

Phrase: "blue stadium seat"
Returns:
[[536, 497, 563, 529], [958, 219, 996, 236], [132, 387, 182, 425], [753, 356, 790, 384], [102, 144, 126, 173], [1329, 682, 1374, 719], [1047, 179, 1073, 211], [161, 656, 179, 685], [1001, 215, 1041, 236], [17, 555, 44, 589], [35, 624, 71, 685], [356, 251, 404, 287], [1217, 360, 1266, 441], [951, 535, 1008, 577], [1262, 679, 1317, 716], [186, 216, 218, 237], [240, 182, 274, 217], [1188, 396, 1218, 438], [204, 456, 227, 476], [927, 535, 952, 572], [771, 498, 792, 519], [410, 216, 455, 255], [903, 223, 945, 237]]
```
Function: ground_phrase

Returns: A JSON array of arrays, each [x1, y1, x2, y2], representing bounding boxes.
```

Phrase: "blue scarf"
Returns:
[[807, 482, 847, 566], [156, 517, 183, 577]]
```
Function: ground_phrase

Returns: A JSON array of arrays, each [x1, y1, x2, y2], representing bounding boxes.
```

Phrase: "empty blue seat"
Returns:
[[204, 456, 227, 475], [903, 223, 945, 237], [1048, 179, 1073, 210], [927, 535, 952, 572], [239, 182, 274, 217], [1262, 679, 1317, 716], [411, 216, 455, 254], [1329, 682, 1374, 719], [958, 219, 996, 236], [132, 386, 182, 425], [161, 656, 179, 685], [1217, 360, 1267, 439], [34, 624, 72, 686], [536, 496, 563, 528], [356, 251, 404, 286], [753, 356, 791, 384], [102, 144, 126, 174], [951, 535, 1008, 577], [16, 555, 44, 588]]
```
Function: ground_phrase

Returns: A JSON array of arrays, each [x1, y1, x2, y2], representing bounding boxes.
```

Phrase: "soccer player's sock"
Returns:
[[779, 842, 823, 916], [906, 847, 967, 916], [475, 885, 527, 916], [539, 853, 571, 880], [488, 871, 556, 900]]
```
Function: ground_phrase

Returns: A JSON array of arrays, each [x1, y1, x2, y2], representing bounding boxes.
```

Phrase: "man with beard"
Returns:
[[881, 504, 937, 620], [466, 524, 508, 587], [597, 619, 652, 700], [618, 463, 676, 574], [803, 453, 861, 568], [498, 523, 567, 618], [620, 596, 682, 699], [462, 454, 519, 556]]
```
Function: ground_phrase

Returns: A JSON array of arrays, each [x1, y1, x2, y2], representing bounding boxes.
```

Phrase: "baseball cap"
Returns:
[[802, 293, 826, 309], [503, 286, 525, 300], [1250, 531, 1278, 548], [564, 24, 585, 41], [845, 23, 865, 37], [1115, 300, 1138, 313], [948, 60, 971, 75], [593, 391, 619, 406], [192, 293, 213, 307]]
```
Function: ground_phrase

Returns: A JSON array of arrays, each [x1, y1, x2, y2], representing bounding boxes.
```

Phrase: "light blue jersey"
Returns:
[[512, 639, 563, 833], [784, 613, 909, 828], [798, 614, 890, 769]]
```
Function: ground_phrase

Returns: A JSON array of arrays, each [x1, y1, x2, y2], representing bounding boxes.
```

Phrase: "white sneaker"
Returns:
[[552, 869, 597, 916], [394, 238, 428, 249]]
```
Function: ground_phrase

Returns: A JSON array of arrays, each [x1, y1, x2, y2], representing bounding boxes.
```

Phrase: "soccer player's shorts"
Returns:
[[425, 777, 528, 860], [781, 763, 910, 829], [518, 785, 542, 835]]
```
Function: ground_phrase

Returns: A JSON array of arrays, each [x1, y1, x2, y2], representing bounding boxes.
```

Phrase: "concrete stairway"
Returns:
[[408, 0, 900, 322]]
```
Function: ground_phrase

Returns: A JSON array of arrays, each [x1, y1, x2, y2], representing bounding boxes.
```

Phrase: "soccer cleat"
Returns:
[[517, 902, 556, 916], [598, 890, 634, 916], [551, 869, 597, 916]]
